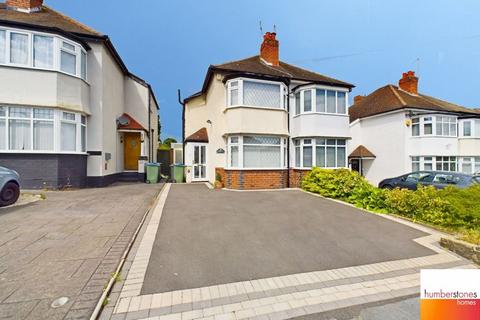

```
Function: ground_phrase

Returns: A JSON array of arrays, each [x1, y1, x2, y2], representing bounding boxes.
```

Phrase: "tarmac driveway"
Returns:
[[142, 184, 434, 294], [0, 183, 163, 320]]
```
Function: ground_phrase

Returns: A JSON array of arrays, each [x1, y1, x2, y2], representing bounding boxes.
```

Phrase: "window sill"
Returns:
[[410, 135, 458, 139], [292, 112, 349, 118], [458, 137, 480, 140], [292, 166, 348, 170], [224, 105, 287, 113]]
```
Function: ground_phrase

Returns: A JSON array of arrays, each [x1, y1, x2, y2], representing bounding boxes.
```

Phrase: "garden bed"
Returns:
[[302, 168, 480, 244]]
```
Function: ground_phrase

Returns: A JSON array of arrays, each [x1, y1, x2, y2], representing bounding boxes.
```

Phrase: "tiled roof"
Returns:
[[349, 85, 480, 122], [349, 145, 376, 159], [0, 4, 102, 36], [185, 55, 353, 102], [214, 55, 354, 87], [117, 113, 146, 131], [185, 128, 209, 143]]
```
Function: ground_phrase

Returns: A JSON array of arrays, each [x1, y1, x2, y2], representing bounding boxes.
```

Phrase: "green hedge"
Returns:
[[302, 168, 480, 243]]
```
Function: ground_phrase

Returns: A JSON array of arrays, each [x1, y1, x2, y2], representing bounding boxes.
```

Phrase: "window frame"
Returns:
[[226, 78, 286, 110], [293, 86, 349, 117], [411, 156, 458, 172], [293, 137, 347, 169], [0, 106, 87, 154], [0, 26, 88, 81], [226, 135, 287, 169], [410, 115, 458, 137], [461, 120, 472, 137]]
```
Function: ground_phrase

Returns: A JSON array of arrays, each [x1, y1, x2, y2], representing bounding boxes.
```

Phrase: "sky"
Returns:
[[48, 0, 480, 141]]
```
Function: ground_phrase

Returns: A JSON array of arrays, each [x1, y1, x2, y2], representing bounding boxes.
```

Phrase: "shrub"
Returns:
[[301, 168, 480, 244]]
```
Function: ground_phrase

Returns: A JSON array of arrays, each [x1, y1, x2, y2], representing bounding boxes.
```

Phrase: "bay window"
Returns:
[[460, 157, 480, 174], [226, 79, 286, 109], [412, 156, 457, 172], [0, 106, 86, 153], [227, 135, 287, 169], [295, 88, 348, 115], [411, 115, 457, 137], [0, 27, 87, 80], [294, 138, 347, 169]]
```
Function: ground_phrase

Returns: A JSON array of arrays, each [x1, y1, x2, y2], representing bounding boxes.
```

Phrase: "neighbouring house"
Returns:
[[349, 71, 480, 186], [0, 0, 159, 188], [182, 32, 354, 189]]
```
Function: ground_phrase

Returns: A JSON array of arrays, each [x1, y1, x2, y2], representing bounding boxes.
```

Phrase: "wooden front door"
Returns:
[[124, 132, 141, 170]]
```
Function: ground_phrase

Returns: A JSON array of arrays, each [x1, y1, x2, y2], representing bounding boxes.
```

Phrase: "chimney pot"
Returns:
[[260, 31, 279, 67], [399, 70, 419, 95], [6, 0, 44, 12]]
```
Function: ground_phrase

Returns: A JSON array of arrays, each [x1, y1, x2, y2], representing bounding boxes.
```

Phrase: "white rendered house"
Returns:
[[0, 0, 159, 188], [182, 32, 354, 189], [349, 71, 480, 186]]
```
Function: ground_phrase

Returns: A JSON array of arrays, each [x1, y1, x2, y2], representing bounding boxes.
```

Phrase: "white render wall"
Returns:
[[0, 66, 90, 113], [349, 111, 408, 186]]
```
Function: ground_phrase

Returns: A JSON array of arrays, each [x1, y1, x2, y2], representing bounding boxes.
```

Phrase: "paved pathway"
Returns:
[[103, 184, 477, 320], [0, 183, 163, 320]]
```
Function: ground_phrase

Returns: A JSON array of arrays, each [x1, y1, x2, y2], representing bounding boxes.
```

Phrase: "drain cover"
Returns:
[[51, 297, 69, 308]]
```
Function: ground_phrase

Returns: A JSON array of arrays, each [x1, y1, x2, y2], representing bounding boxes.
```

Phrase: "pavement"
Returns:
[[103, 184, 477, 320], [0, 182, 163, 320]]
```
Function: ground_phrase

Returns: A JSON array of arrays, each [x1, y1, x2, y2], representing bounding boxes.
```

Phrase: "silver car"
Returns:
[[0, 166, 20, 207]]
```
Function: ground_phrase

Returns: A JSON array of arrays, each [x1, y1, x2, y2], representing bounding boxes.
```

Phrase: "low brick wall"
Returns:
[[440, 237, 480, 265], [289, 169, 311, 188], [215, 168, 288, 190]]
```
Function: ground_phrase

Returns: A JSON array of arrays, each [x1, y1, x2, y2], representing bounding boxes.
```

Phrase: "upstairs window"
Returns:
[[463, 121, 472, 137], [0, 30, 5, 64], [412, 118, 420, 136], [0, 28, 87, 80], [226, 79, 286, 109], [295, 88, 348, 116], [436, 116, 457, 137], [33, 35, 54, 69], [10, 32, 29, 65], [423, 117, 433, 135]]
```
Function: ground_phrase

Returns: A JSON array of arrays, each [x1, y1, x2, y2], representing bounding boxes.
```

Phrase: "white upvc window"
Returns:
[[294, 87, 348, 116], [0, 105, 86, 153], [227, 135, 287, 169], [0, 27, 87, 80], [411, 156, 458, 172], [294, 138, 347, 169], [435, 116, 457, 137], [411, 115, 458, 137], [226, 78, 286, 109], [462, 120, 472, 137], [460, 157, 480, 174]]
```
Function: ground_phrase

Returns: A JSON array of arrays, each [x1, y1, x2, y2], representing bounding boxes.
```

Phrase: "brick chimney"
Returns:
[[354, 95, 364, 104], [260, 32, 279, 67], [398, 71, 418, 95], [6, 0, 43, 12]]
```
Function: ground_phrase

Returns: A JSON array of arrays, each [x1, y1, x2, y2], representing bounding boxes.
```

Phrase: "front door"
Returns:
[[124, 132, 141, 170], [351, 159, 361, 175], [192, 144, 207, 181]]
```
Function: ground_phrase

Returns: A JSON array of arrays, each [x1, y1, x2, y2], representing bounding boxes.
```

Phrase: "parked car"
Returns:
[[0, 167, 20, 207], [379, 171, 480, 190]]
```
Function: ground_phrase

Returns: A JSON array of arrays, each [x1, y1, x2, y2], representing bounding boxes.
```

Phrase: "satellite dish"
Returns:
[[117, 115, 130, 126]]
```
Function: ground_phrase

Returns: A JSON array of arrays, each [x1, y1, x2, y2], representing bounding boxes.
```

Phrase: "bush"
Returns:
[[301, 168, 480, 244]]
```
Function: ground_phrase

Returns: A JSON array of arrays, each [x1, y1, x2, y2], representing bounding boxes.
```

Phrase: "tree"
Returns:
[[159, 137, 177, 150]]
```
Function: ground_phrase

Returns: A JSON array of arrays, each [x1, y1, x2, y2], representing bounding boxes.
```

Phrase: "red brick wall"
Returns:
[[215, 168, 288, 190], [289, 169, 311, 188], [6, 0, 43, 10]]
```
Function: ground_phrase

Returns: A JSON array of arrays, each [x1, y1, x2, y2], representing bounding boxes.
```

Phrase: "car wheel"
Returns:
[[0, 182, 20, 207], [382, 184, 394, 190]]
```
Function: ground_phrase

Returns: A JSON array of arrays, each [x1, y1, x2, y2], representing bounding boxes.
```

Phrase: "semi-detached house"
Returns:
[[183, 32, 354, 189], [0, 0, 160, 188], [349, 71, 480, 186]]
